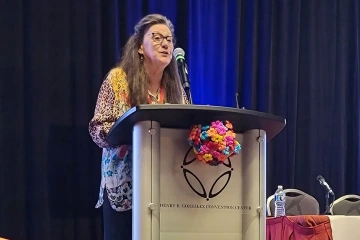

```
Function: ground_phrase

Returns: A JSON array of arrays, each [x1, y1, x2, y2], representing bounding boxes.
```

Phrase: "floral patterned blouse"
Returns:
[[89, 67, 188, 212]]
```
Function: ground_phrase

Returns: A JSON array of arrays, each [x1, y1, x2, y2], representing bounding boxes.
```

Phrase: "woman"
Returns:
[[89, 14, 188, 240]]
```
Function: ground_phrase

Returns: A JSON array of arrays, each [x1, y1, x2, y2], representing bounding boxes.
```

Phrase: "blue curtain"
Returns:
[[108, 0, 239, 107], [189, 0, 240, 107]]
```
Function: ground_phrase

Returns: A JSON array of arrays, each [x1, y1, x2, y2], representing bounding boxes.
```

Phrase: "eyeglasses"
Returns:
[[147, 32, 175, 46]]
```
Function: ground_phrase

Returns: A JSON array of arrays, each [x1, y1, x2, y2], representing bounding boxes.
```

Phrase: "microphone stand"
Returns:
[[184, 86, 193, 104], [180, 62, 193, 104], [323, 191, 335, 215], [323, 191, 330, 215]]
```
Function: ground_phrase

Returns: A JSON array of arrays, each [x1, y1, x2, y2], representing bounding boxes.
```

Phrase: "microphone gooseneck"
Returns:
[[173, 47, 192, 104]]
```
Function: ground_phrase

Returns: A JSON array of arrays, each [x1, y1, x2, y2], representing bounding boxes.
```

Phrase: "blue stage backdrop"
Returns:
[[105, 0, 240, 107], [188, 0, 240, 107]]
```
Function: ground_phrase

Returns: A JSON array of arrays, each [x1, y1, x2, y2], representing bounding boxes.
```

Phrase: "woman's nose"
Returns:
[[161, 40, 169, 48]]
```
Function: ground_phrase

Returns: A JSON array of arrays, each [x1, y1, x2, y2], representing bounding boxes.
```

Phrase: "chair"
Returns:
[[330, 194, 360, 215], [267, 189, 320, 216]]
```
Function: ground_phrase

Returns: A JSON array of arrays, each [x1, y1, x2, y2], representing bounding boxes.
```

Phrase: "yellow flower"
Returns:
[[211, 134, 224, 143], [203, 153, 213, 161]]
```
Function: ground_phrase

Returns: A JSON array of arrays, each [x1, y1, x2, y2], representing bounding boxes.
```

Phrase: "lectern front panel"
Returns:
[[158, 128, 266, 240]]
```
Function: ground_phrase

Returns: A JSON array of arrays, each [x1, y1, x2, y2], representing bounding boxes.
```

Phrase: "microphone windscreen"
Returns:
[[316, 175, 324, 181], [173, 48, 185, 58]]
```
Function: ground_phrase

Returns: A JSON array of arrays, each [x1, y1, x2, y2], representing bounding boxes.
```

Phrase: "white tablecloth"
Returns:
[[329, 216, 360, 240]]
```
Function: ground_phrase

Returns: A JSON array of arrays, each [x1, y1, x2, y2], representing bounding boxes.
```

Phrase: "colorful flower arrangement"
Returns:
[[188, 120, 241, 166]]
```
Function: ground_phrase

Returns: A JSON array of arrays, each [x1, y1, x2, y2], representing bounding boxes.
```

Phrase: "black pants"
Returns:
[[103, 191, 132, 240]]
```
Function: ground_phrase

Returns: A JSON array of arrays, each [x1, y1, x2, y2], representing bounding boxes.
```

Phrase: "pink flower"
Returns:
[[199, 145, 210, 154], [211, 150, 221, 158], [211, 120, 223, 129], [207, 141, 219, 151], [216, 125, 227, 135], [210, 121, 227, 135], [224, 135, 234, 145]]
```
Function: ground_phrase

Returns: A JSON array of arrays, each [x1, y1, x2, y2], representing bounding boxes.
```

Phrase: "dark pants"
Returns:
[[103, 191, 132, 240]]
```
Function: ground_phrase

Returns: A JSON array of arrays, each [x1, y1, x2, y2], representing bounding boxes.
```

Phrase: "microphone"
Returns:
[[173, 48, 190, 90], [317, 175, 334, 195]]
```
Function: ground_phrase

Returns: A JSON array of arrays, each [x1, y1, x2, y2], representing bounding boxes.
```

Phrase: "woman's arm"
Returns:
[[89, 69, 129, 148]]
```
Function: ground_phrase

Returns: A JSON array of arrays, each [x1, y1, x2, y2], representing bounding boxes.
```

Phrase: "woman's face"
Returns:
[[139, 24, 174, 67]]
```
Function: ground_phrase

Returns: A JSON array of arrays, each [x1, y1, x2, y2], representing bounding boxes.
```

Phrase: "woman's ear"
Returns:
[[138, 46, 144, 55]]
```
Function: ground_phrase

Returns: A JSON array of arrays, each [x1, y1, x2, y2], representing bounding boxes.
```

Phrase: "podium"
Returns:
[[107, 104, 286, 240]]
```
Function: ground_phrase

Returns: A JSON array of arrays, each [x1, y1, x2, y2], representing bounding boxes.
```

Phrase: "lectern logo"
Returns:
[[181, 147, 234, 201]]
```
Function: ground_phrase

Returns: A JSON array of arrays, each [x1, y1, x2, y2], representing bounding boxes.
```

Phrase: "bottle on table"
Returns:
[[274, 185, 286, 217]]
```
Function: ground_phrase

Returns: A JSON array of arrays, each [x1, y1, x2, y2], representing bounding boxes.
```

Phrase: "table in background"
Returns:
[[266, 215, 360, 240], [329, 216, 360, 240]]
